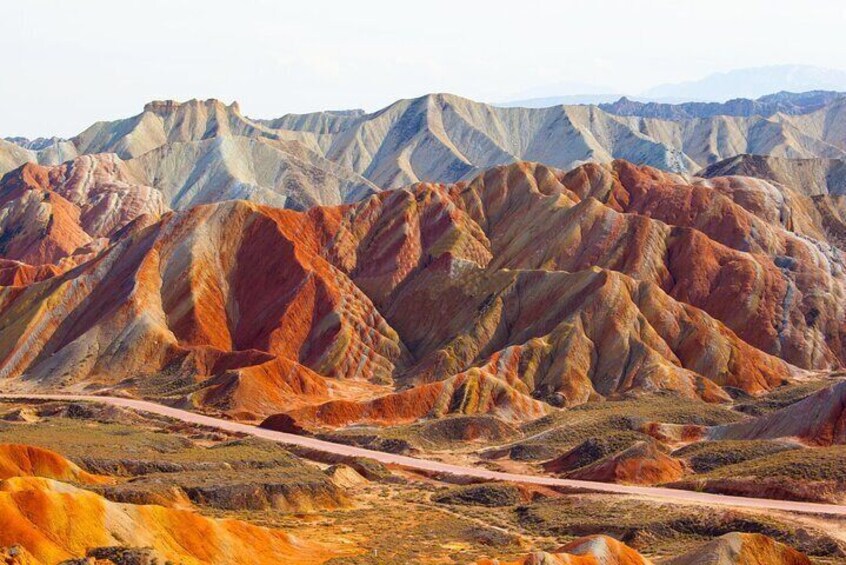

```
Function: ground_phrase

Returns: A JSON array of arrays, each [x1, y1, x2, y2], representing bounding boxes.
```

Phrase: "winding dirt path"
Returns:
[[4, 393, 846, 517]]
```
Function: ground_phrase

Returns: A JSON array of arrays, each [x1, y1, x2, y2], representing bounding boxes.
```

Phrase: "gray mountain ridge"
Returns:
[[5, 91, 846, 210]]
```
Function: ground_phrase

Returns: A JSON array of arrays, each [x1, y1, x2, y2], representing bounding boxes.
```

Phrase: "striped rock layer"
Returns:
[[2, 160, 845, 426]]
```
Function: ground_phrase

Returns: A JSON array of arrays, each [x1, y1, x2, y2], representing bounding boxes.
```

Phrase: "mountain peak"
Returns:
[[143, 98, 241, 116]]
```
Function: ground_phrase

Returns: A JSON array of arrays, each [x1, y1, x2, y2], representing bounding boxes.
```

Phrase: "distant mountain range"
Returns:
[[499, 65, 846, 108], [643, 64, 846, 102], [5, 89, 846, 212], [598, 90, 845, 120]]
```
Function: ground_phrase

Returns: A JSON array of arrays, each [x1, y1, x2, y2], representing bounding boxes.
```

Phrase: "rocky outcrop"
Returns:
[[711, 380, 846, 445], [70, 99, 377, 209], [324, 464, 368, 489], [564, 441, 686, 485]]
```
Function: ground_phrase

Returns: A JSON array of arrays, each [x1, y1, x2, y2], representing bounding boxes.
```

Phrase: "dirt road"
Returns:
[[4, 393, 845, 516]]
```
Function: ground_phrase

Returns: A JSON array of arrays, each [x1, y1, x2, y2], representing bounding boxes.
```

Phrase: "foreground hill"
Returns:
[[0, 407, 829, 565], [0, 459, 342, 564]]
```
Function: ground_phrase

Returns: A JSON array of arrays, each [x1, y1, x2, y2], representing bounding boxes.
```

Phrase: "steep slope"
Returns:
[[779, 97, 846, 152], [73, 99, 290, 158], [699, 154, 846, 196], [124, 135, 377, 209], [422, 161, 845, 370], [53, 93, 846, 197], [1, 160, 824, 424], [265, 93, 846, 182], [0, 164, 96, 266], [711, 380, 846, 445], [0, 476, 340, 564], [698, 154, 846, 250], [275, 92, 846, 182], [0, 156, 165, 285], [252, 163, 810, 424], [0, 200, 407, 419], [66, 99, 377, 209]]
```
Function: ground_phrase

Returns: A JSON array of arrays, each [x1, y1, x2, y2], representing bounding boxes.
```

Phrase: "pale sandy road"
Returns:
[[4, 393, 846, 517]]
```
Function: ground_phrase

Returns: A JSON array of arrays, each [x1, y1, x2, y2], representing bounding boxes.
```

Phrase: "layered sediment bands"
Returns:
[[0, 165, 97, 265], [72, 99, 377, 209], [271, 372, 550, 430], [16, 93, 846, 191], [0, 156, 165, 280], [698, 154, 846, 250], [0, 160, 824, 422], [396, 263, 786, 402], [440, 161, 846, 369], [711, 380, 846, 445], [0, 477, 340, 565], [0, 201, 407, 417]]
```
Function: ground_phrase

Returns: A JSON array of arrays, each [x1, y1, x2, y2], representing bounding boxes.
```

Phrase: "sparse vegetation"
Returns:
[[433, 483, 522, 507], [705, 446, 846, 482], [673, 440, 800, 473]]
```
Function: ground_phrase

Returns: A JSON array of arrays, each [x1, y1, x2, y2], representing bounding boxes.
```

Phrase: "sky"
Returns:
[[4, 0, 846, 137]]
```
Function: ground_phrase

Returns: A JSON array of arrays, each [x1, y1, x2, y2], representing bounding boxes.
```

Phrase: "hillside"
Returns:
[[4, 160, 846, 429]]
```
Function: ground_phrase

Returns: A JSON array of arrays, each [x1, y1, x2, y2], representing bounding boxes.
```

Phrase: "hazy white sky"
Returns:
[[4, 0, 846, 137]]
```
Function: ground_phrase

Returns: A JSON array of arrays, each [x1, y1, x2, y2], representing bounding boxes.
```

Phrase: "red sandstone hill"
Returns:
[[563, 441, 686, 486], [2, 159, 844, 424], [0, 157, 165, 285]]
